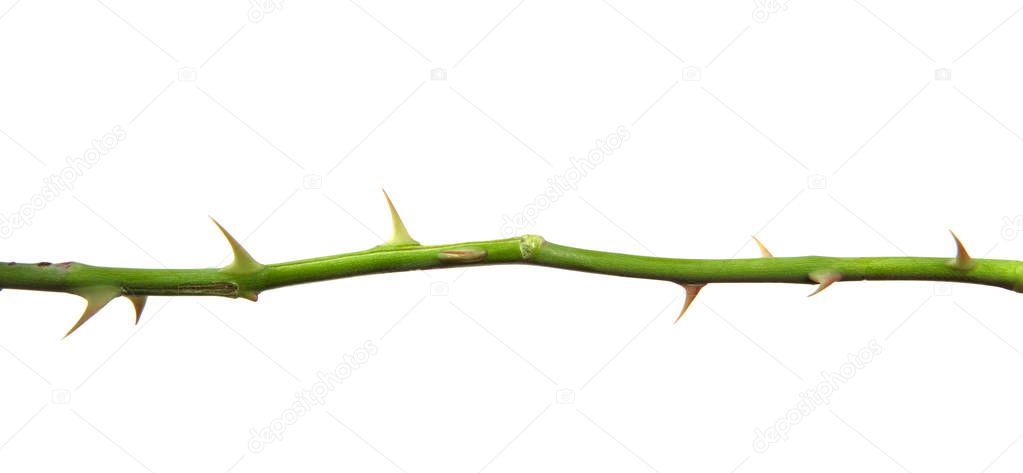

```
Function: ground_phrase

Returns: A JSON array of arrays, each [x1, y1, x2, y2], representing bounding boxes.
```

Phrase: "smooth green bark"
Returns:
[[3, 235, 1022, 301], [5, 191, 1013, 336]]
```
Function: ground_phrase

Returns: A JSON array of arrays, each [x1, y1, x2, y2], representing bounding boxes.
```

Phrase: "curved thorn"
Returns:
[[752, 236, 774, 258], [949, 230, 975, 270], [807, 270, 841, 297], [210, 217, 265, 275], [382, 189, 420, 246], [126, 295, 148, 324], [65, 286, 121, 338], [675, 283, 706, 323]]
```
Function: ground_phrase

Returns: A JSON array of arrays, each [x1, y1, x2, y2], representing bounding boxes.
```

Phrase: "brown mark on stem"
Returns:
[[125, 282, 241, 298], [438, 248, 488, 264]]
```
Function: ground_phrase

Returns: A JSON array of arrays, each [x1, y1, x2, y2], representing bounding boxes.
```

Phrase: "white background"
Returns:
[[2, 0, 1023, 471]]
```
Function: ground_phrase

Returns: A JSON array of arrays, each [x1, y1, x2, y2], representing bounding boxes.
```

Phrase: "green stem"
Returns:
[[532, 242, 1022, 290], [7, 189, 1016, 338], [3, 235, 1022, 300]]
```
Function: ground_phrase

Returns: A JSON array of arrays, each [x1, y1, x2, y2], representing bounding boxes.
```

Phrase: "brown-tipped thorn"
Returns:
[[949, 230, 975, 270], [210, 217, 265, 275], [126, 295, 148, 324], [675, 283, 706, 323], [65, 286, 122, 338], [382, 189, 420, 246], [752, 236, 774, 258], [807, 270, 841, 297]]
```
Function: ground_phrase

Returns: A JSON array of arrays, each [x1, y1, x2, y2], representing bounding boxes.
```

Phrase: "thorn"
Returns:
[[382, 189, 420, 246], [210, 217, 265, 275], [752, 236, 773, 258], [807, 270, 841, 297], [240, 290, 259, 302], [949, 230, 975, 270], [675, 283, 706, 323], [65, 286, 121, 338], [126, 295, 148, 324]]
